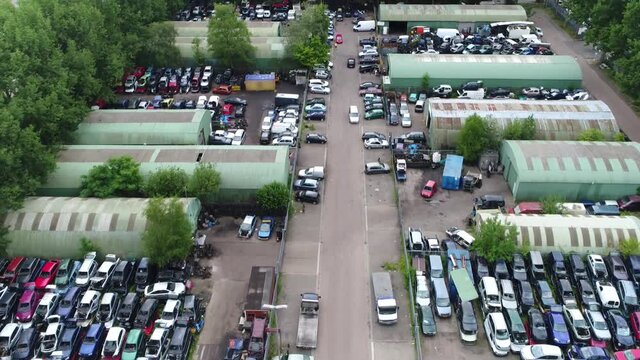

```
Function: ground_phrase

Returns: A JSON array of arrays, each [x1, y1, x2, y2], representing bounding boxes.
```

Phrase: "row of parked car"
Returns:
[[118, 66, 239, 96], [0, 253, 201, 359]]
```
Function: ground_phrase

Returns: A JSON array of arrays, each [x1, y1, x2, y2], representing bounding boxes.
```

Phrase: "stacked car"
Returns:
[[0, 253, 203, 359]]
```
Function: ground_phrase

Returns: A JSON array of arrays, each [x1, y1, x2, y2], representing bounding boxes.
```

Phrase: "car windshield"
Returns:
[[594, 263, 606, 272], [17, 302, 29, 312], [240, 223, 251, 231], [170, 344, 180, 351], [16, 343, 28, 350], [57, 268, 67, 277], [496, 328, 509, 340], [36, 304, 47, 316], [58, 340, 71, 351], [103, 340, 117, 354], [99, 304, 110, 315], [553, 320, 567, 332], [0, 337, 8, 347], [259, 224, 270, 232], [162, 311, 174, 320], [42, 334, 55, 345], [436, 298, 449, 307], [39, 271, 50, 278], [18, 267, 30, 276], [60, 299, 72, 308], [416, 289, 428, 298], [594, 319, 607, 330], [124, 342, 137, 351], [84, 335, 96, 345], [617, 320, 631, 336]]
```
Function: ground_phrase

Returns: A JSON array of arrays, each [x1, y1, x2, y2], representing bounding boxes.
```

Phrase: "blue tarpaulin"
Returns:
[[442, 155, 463, 190]]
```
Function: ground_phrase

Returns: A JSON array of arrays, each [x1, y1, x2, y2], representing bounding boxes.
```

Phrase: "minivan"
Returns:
[[617, 280, 639, 314], [528, 251, 546, 281], [166, 325, 192, 360], [415, 100, 424, 113], [145, 328, 171, 359], [428, 255, 443, 282], [2, 257, 25, 284], [503, 308, 528, 352], [135, 258, 157, 292], [627, 255, 640, 286], [432, 278, 451, 317], [548, 251, 567, 279], [122, 329, 145, 360], [556, 278, 577, 306], [569, 254, 588, 285], [348, 105, 359, 124], [479, 277, 502, 314]]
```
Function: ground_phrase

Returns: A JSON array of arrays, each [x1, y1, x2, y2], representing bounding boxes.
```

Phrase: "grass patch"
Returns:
[[187, 332, 200, 360]]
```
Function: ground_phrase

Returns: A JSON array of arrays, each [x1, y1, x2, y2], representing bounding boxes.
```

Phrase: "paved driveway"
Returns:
[[531, 11, 640, 141]]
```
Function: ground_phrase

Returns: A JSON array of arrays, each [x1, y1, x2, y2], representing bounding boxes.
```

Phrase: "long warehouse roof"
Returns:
[[378, 4, 527, 22]]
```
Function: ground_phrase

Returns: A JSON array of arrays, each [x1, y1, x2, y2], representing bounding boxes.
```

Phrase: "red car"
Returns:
[[222, 103, 235, 116], [35, 259, 60, 290], [335, 34, 343, 44], [168, 75, 179, 94], [132, 67, 146, 78], [615, 349, 640, 360], [1, 257, 25, 284], [212, 85, 233, 95], [421, 180, 437, 198], [630, 311, 640, 343]]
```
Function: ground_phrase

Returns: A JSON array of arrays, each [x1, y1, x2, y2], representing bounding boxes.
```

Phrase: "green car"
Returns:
[[122, 329, 146, 360], [54, 259, 77, 288], [409, 93, 418, 103], [420, 305, 437, 336], [364, 109, 384, 120]]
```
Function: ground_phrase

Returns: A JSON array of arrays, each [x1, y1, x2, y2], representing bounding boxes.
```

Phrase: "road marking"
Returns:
[[371, 340, 375, 360], [315, 146, 327, 290]]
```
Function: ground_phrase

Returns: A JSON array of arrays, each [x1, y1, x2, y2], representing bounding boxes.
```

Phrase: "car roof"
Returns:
[[141, 298, 157, 310], [106, 327, 125, 341], [87, 323, 103, 337]]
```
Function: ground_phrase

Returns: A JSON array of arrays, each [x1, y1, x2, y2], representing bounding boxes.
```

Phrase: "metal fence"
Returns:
[[544, 0, 583, 38]]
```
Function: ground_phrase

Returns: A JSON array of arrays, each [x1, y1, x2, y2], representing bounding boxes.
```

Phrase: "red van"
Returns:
[[509, 202, 543, 215], [1, 257, 25, 284]]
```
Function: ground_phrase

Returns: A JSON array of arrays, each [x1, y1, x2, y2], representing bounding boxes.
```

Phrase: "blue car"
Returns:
[[151, 95, 162, 109], [52, 326, 82, 360], [567, 345, 611, 360], [545, 309, 571, 347], [257, 217, 274, 241], [57, 286, 81, 321], [79, 323, 106, 359]]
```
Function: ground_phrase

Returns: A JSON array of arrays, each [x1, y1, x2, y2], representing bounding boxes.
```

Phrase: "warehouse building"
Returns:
[[476, 213, 640, 254], [2, 197, 201, 258], [172, 21, 293, 70], [378, 4, 527, 33], [40, 145, 290, 204], [386, 54, 582, 91], [74, 109, 211, 145], [427, 99, 618, 149], [500, 140, 640, 201]]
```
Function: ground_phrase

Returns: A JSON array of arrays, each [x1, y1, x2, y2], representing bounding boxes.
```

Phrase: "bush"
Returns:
[[619, 238, 640, 257], [187, 164, 221, 204], [502, 116, 537, 140], [80, 156, 143, 198], [142, 198, 193, 267], [256, 182, 290, 213], [144, 167, 189, 197], [457, 115, 500, 163], [470, 218, 518, 263], [541, 195, 564, 214], [578, 128, 605, 141]]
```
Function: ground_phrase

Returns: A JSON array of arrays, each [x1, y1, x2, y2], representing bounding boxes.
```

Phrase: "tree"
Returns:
[[502, 116, 537, 140], [456, 114, 499, 162], [614, 132, 627, 142], [135, 22, 181, 67], [540, 195, 564, 214], [142, 198, 193, 267], [0, 227, 11, 257], [207, 4, 255, 70], [619, 238, 640, 257], [290, 35, 330, 69], [470, 217, 518, 263], [187, 163, 221, 203], [80, 156, 143, 198], [192, 37, 207, 66], [256, 182, 290, 213], [79, 237, 102, 258], [421, 73, 430, 91], [578, 128, 606, 141], [144, 167, 189, 197]]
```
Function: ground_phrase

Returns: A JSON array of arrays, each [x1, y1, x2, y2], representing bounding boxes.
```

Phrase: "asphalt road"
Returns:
[[530, 10, 640, 141]]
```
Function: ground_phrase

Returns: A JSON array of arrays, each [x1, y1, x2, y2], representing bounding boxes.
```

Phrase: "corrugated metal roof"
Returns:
[[41, 145, 290, 195], [176, 36, 286, 59], [378, 4, 527, 22], [171, 20, 280, 37], [75, 110, 211, 145], [477, 213, 640, 254], [389, 54, 582, 82], [502, 141, 640, 183]]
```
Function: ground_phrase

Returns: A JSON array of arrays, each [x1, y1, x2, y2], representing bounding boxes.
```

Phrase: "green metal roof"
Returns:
[[501, 140, 640, 184], [378, 4, 526, 23], [41, 145, 290, 196], [175, 36, 286, 60], [74, 110, 211, 145], [171, 20, 280, 37], [450, 269, 478, 302], [388, 54, 582, 83], [2, 197, 201, 258]]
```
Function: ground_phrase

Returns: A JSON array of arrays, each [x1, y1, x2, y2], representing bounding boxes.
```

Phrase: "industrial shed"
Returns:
[[2, 197, 201, 258], [427, 99, 618, 149], [476, 213, 640, 254], [500, 140, 640, 201], [40, 145, 290, 204], [386, 54, 582, 90], [74, 109, 211, 145], [378, 4, 527, 33]]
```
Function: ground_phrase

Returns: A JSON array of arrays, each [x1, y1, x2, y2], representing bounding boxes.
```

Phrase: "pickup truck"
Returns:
[[297, 166, 325, 180], [296, 293, 320, 349], [372, 272, 398, 324]]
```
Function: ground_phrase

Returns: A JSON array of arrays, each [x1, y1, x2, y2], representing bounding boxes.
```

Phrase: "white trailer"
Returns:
[[295, 293, 320, 349]]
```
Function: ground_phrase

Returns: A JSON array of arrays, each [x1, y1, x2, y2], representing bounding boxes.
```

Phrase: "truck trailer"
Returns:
[[295, 292, 320, 349], [372, 272, 398, 324]]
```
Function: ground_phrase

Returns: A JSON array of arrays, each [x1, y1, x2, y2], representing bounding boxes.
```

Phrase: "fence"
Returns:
[[544, 0, 584, 38]]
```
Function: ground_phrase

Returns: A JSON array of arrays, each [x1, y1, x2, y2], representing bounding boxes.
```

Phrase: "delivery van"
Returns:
[[353, 20, 375, 32]]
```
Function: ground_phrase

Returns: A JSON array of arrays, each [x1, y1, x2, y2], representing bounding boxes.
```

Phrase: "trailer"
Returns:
[[372, 272, 398, 325], [295, 293, 321, 349], [239, 266, 275, 332]]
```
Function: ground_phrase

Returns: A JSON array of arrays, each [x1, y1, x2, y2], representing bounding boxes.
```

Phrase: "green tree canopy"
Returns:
[[421, 73, 430, 91], [291, 35, 330, 70], [502, 117, 537, 140], [284, 4, 330, 68], [80, 156, 143, 198], [578, 128, 606, 141], [456, 114, 499, 163], [192, 37, 206, 66], [187, 163, 221, 203], [135, 22, 181, 67], [144, 167, 189, 197], [470, 218, 518, 263], [256, 182, 290, 213], [142, 198, 193, 267], [207, 4, 255, 70], [540, 195, 564, 214]]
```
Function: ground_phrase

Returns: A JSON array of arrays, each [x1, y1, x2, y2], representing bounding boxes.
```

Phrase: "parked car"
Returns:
[[583, 308, 611, 343], [15, 283, 41, 325], [484, 312, 511, 356], [51, 326, 82, 360], [515, 280, 536, 314], [238, 215, 257, 238], [588, 254, 608, 281], [527, 308, 549, 344], [607, 252, 629, 282], [596, 281, 621, 309], [16, 258, 43, 286], [90, 254, 120, 291], [11, 327, 38, 360], [545, 307, 571, 347], [457, 301, 477, 343], [79, 323, 106, 359], [576, 279, 599, 309], [133, 298, 159, 336], [562, 305, 591, 344], [512, 254, 528, 282], [55, 259, 79, 289], [35, 260, 59, 290], [361, 132, 385, 141], [293, 179, 319, 191], [257, 217, 274, 241], [520, 345, 563, 360], [122, 329, 145, 360], [420, 180, 437, 199], [363, 138, 389, 149], [76, 290, 101, 326], [567, 345, 611, 360], [35, 292, 60, 324], [606, 309, 635, 350], [535, 281, 557, 310], [76, 252, 98, 288], [40, 316, 64, 356], [295, 190, 320, 204], [56, 286, 81, 321], [97, 292, 120, 327], [102, 327, 127, 359], [305, 133, 328, 144], [111, 260, 135, 294], [617, 195, 640, 212], [144, 282, 186, 300], [569, 254, 589, 286], [135, 257, 156, 292], [116, 292, 140, 329], [364, 162, 390, 175]]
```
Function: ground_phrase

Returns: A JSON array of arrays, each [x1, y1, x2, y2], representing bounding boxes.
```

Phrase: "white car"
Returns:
[[358, 49, 379, 57], [75, 252, 98, 287], [90, 254, 119, 291], [364, 138, 389, 149], [415, 276, 430, 306], [520, 345, 563, 360], [484, 312, 511, 356], [583, 308, 611, 341], [272, 135, 298, 147], [231, 129, 245, 146], [203, 66, 213, 77], [137, 100, 149, 109], [144, 282, 186, 300], [261, 116, 273, 131], [309, 85, 330, 94], [36, 292, 60, 321], [349, 105, 359, 124], [196, 96, 207, 109], [305, 103, 327, 112], [207, 95, 220, 109], [566, 91, 590, 101], [308, 79, 329, 88], [399, 102, 409, 116], [588, 254, 608, 279], [595, 281, 620, 309], [155, 299, 181, 329], [401, 113, 411, 127], [102, 327, 126, 359]]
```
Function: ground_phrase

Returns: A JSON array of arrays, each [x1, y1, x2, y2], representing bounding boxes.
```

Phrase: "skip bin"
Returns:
[[441, 155, 463, 190]]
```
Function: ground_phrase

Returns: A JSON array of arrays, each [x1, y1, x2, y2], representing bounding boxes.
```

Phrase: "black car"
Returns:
[[359, 37, 377, 46], [364, 103, 384, 112], [358, 56, 378, 65], [306, 133, 327, 144], [12, 327, 38, 360], [534, 280, 558, 310], [547, 251, 568, 280], [56, 326, 82, 360], [359, 82, 381, 90], [134, 258, 157, 293], [185, 100, 196, 109], [305, 112, 326, 121], [347, 58, 356, 68], [474, 256, 490, 284], [490, 88, 511, 99], [295, 190, 320, 204], [171, 100, 186, 109], [527, 308, 549, 344], [576, 279, 598, 308], [361, 132, 385, 141], [514, 280, 535, 314], [359, 64, 378, 74], [259, 131, 271, 145], [16, 258, 43, 286], [224, 97, 247, 106], [556, 278, 577, 306], [307, 97, 325, 105], [166, 324, 192, 360], [133, 298, 159, 330], [116, 292, 140, 329], [0, 289, 18, 323], [606, 309, 635, 350], [512, 253, 528, 282], [111, 260, 135, 294], [569, 253, 589, 286], [234, 105, 246, 118], [493, 259, 510, 280], [182, 295, 201, 324]]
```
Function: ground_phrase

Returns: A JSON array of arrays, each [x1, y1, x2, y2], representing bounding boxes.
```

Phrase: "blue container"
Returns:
[[441, 155, 463, 190]]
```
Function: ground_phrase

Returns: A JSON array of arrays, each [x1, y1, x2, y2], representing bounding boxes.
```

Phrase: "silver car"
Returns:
[[583, 308, 611, 341]]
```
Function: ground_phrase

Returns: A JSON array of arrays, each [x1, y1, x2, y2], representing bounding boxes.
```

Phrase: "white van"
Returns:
[[349, 105, 359, 124], [287, 9, 295, 20], [436, 28, 461, 41], [479, 277, 501, 314], [520, 34, 539, 44], [415, 100, 425, 113], [458, 88, 485, 100], [353, 20, 375, 32]]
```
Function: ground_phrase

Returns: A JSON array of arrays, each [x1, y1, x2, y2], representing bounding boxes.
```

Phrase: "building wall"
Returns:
[[389, 75, 581, 91]]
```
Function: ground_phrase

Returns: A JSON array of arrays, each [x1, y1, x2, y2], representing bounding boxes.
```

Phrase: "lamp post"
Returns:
[[262, 304, 288, 356]]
